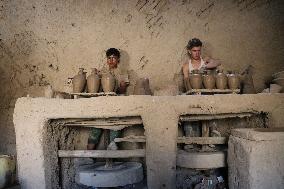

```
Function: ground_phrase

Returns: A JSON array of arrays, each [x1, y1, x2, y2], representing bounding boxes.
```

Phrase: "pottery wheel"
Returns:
[[75, 162, 144, 187]]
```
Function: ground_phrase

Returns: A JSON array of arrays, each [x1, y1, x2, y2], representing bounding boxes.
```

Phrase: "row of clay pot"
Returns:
[[72, 68, 116, 93], [189, 70, 240, 90]]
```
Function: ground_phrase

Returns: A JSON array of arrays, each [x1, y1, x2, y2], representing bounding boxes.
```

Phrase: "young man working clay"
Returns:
[[182, 38, 221, 91], [182, 38, 220, 150], [87, 48, 129, 151]]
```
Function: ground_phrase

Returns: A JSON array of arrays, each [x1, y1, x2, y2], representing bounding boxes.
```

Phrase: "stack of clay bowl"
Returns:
[[72, 68, 116, 93], [271, 70, 284, 93]]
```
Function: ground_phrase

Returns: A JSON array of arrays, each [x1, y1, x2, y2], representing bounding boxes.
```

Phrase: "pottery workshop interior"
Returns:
[[1, 1, 284, 189]]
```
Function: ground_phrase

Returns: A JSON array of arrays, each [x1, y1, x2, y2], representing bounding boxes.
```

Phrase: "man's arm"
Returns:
[[204, 56, 221, 69]]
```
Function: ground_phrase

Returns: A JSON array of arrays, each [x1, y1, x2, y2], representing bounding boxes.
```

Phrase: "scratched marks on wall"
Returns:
[[135, 0, 169, 38], [196, 0, 215, 18], [137, 56, 149, 70], [0, 31, 59, 88], [236, 0, 272, 11]]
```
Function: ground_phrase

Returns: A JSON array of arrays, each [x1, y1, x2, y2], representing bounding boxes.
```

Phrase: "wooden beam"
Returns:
[[64, 117, 143, 127], [114, 135, 227, 145], [114, 135, 146, 143], [180, 112, 254, 121], [58, 149, 145, 158], [178, 137, 227, 144]]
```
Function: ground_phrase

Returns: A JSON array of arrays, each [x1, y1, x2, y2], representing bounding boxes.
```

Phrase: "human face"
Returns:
[[188, 46, 201, 60], [107, 55, 119, 68]]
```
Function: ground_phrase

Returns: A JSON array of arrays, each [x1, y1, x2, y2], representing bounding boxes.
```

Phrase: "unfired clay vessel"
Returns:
[[72, 68, 86, 93], [0, 155, 16, 189], [202, 70, 216, 89], [189, 70, 202, 89], [101, 72, 115, 92], [87, 68, 100, 93], [216, 70, 228, 89], [134, 78, 152, 95], [228, 72, 240, 90], [173, 73, 185, 93]]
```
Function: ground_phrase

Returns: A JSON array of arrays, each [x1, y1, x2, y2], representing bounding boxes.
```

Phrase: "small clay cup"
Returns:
[[202, 70, 216, 89], [189, 70, 202, 89], [101, 72, 115, 92], [216, 70, 228, 89], [72, 68, 87, 93], [87, 68, 100, 93]]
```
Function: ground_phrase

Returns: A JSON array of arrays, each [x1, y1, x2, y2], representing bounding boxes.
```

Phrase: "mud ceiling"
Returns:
[[0, 0, 284, 154]]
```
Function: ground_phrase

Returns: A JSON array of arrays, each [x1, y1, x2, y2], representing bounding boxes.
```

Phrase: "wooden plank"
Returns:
[[180, 112, 254, 121], [58, 149, 145, 158], [114, 136, 227, 145], [70, 92, 117, 97], [186, 89, 240, 95], [64, 117, 143, 127], [114, 135, 146, 143], [178, 137, 227, 145]]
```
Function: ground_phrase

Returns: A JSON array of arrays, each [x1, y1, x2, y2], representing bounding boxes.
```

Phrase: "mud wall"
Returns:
[[1, 0, 284, 154]]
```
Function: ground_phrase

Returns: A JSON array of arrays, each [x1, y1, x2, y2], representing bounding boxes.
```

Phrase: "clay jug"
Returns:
[[216, 70, 228, 89], [72, 68, 86, 93], [101, 72, 115, 93], [143, 78, 152, 95], [87, 68, 100, 93], [189, 70, 202, 89], [0, 155, 16, 189], [228, 72, 240, 90], [202, 70, 216, 89], [133, 78, 146, 95], [174, 73, 185, 93], [44, 85, 54, 98]]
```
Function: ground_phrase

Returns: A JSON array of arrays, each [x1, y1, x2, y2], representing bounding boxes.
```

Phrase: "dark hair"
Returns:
[[186, 38, 202, 49], [106, 48, 120, 58]]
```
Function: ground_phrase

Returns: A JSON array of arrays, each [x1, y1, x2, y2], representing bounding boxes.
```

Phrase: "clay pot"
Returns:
[[101, 72, 115, 93], [44, 85, 54, 98], [202, 70, 216, 89], [189, 70, 202, 89], [72, 68, 86, 93], [0, 155, 16, 189], [173, 73, 185, 93], [143, 78, 152, 95], [216, 70, 228, 89], [228, 72, 240, 90], [242, 72, 256, 94], [133, 78, 152, 95], [87, 68, 100, 93]]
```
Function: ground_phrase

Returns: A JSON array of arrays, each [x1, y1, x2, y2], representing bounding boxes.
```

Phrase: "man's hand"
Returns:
[[204, 58, 221, 69]]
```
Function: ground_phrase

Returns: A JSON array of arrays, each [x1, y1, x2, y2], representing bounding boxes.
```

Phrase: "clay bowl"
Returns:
[[272, 71, 284, 79], [272, 78, 284, 87]]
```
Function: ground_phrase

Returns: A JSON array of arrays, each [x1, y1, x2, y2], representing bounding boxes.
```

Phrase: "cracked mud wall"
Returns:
[[1, 0, 284, 154]]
